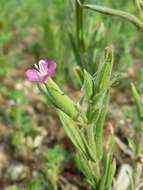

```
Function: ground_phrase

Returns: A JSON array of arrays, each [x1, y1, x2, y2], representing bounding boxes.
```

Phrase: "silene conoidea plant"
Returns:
[[26, 46, 116, 190], [24, 0, 143, 189]]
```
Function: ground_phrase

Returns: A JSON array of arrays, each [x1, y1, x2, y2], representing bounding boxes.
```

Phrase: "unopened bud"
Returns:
[[73, 66, 84, 86], [83, 69, 94, 100]]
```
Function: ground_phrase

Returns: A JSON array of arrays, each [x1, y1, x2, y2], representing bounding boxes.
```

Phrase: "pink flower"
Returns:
[[26, 59, 57, 83]]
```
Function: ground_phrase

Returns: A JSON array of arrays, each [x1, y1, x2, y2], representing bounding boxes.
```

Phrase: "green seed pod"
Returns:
[[45, 79, 79, 119]]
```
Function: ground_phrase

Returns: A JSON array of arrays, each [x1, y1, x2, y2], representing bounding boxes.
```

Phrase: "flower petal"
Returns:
[[39, 59, 49, 73], [26, 69, 40, 82], [48, 61, 57, 76]]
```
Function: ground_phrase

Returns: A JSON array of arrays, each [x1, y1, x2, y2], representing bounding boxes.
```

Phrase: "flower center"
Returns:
[[34, 63, 47, 76]]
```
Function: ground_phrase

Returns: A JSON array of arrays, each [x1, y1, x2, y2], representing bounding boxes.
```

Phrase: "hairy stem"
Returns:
[[76, 0, 86, 67]]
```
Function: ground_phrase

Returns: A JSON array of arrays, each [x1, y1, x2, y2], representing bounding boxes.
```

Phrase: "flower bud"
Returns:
[[73, 66, 84, 86], [83, 69, 94, 100]]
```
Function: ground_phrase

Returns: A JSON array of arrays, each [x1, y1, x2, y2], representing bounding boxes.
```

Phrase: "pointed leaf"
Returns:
[[131, 83, 143, 120]]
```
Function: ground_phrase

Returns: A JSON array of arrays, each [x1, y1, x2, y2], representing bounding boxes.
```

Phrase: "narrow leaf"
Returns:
[[59, 111, 96, 161], [95, 92, 109, 160], [131, 83, 143, 120]]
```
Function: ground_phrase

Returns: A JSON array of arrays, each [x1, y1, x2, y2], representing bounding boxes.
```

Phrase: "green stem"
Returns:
[[94, 161, 100, 183], [77, 0, 143, 32], [76, 0, 86, 67]]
